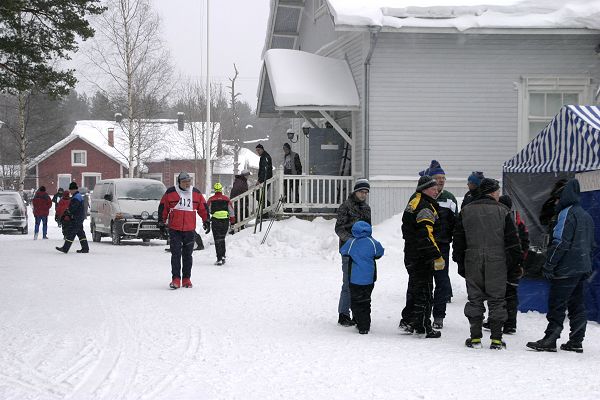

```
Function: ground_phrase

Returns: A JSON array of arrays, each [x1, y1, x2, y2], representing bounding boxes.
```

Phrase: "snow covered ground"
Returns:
[[1, 208, 599, 400]]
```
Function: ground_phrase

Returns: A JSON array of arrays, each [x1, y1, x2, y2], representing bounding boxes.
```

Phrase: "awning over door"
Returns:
[[257, 49, 360, 119]]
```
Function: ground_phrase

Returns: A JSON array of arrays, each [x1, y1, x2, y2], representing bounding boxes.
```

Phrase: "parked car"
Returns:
[[0, 191, 28, 234], [90, 178, 166, 245]]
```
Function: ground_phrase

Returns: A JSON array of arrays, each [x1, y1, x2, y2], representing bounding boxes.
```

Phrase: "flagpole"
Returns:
[[205, 0, 212, 196]]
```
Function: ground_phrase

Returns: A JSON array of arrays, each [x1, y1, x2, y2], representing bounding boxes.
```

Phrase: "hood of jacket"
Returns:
[[351, 220, 372, 238], [557, 179, 580, 212]]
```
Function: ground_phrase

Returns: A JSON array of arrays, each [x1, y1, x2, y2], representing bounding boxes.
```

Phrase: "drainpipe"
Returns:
[[363, 27, 380, 179]]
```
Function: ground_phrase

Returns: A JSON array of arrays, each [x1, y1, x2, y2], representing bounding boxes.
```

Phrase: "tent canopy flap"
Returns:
[[258, 49, 360, 118]]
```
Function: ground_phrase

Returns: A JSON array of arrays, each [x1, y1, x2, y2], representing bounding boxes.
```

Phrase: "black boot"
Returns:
[[398, 319, 414, 334], [526, 336, 557, 352], [55, 246, 68, 253], [560, 341, 583, 353], [338, 314, 356, 327], [490, 339, 507, 350], [465, 338, 482, 349]]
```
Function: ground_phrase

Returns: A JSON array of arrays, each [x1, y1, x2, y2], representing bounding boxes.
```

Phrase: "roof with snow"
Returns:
[[503, 105, 600, 173], [28, 120, 258, 175], [326, 0, 600, 31], [258, 49, 360, 118]]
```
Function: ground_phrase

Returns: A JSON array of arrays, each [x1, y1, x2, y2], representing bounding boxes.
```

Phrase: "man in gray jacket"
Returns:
[[453, 178, 522, 350]]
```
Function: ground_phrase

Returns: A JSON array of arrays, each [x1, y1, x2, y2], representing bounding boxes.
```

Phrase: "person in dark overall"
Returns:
[[56, 182, 90, 254], [206, 182, 235, 265]]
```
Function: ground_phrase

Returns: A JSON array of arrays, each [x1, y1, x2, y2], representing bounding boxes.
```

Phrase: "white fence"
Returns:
[[230, 167, 354, 231]]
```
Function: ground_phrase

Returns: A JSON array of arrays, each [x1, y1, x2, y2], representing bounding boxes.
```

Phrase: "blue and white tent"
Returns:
[[504, 105, 600, 174], [503, 106, 600, 321]]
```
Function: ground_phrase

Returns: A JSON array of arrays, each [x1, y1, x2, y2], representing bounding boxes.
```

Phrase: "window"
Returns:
[[57, 174, 71, 191], [519, 76, 592, 149], [71, 150, 87, 166], [314, 0, 327, 19], [82, 173, 101, 191]]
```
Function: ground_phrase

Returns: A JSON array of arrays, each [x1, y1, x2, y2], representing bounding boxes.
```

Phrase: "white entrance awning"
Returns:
[[257, 49, 360, 119]]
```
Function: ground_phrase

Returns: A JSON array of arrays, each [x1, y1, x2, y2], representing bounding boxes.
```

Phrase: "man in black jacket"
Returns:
[[453, 178, 522, 349], [400, 175, 445, 338], [255, 144, 273, 211], [335, 179, 371, 327]]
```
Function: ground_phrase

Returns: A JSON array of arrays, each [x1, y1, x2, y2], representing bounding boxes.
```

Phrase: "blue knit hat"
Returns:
[[467, 171, 485, 186], [419, 160, 445, 176]]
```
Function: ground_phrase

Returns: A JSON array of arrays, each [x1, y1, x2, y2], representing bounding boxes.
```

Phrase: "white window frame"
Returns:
[[145, 173, 163, 182], [57, 174, 71, 191], [173, 173, 195, 187], [81, 172, 102, 191], [518, 76, 592, 150], [71, 150, 87, 167]]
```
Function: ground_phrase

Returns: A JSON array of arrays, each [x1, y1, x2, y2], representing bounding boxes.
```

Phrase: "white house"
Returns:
[[257, 0, 600, 222]]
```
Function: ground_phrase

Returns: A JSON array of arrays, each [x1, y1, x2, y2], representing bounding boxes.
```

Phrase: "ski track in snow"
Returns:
[[0, 210, 599, 400]]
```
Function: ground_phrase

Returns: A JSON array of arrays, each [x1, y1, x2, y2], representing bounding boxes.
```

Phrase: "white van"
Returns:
[[90, 178, 166, 245]]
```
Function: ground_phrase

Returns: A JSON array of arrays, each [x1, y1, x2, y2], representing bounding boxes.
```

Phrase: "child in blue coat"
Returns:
[[339, 221, 385, 334]]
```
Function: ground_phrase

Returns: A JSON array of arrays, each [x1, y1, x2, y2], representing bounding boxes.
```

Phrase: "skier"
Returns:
[[56, 182, 90, 254], [206, 182, 235, 265], [158, 172, 208, 289]]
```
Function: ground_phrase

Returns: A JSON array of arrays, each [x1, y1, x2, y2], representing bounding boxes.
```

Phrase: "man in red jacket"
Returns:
[[32, 186, 52, 239], [158, 172, 208, 289]]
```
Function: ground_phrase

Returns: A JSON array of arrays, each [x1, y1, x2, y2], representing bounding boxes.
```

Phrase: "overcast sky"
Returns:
[[151, 0, 270, 108]]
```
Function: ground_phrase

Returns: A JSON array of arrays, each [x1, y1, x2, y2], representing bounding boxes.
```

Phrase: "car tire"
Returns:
[[142, 238, 150, 243], [111, 222, 121, 246], [91, 221, 102, 243]]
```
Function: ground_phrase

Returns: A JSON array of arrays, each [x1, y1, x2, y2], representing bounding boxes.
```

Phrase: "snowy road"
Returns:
[[0, 211, 598, 400]]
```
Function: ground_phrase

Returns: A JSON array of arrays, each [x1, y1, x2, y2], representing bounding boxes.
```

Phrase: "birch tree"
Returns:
[[86, 0, 173, 177]]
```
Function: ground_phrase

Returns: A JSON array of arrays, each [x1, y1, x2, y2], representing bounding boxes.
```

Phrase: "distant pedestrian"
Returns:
[[56, 182, 90, 254], [453, 178, 521, 349], [158, 172, 208, 289], [255, 144, 273, 213], [339, 221, 384, 334], [230, 169, 251, 227], [56, 191, 72, 240], [207, 182, 235, 265], [32, 186, 52, 240], [335, 178, 371, 327], [461, 171, 485, 208], [526, 179, 595, 353], [282, 142, 302, 212]]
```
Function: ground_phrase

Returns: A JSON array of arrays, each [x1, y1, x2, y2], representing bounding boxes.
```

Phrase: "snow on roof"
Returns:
[[326, 0, 600, 31], [213, 146, 260, 175], [28, 120, 254, 173], [264, 49, 360, 109]]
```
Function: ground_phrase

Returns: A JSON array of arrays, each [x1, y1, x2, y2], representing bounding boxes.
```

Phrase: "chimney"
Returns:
[[108, 128, 114, 147]]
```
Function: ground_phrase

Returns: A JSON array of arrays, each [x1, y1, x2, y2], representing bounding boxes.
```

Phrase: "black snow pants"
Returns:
[[410, 262, 435, 333], [63, 221, 88, 252], [170, 229, 194, 279], [211, 218, 229, 261], [350, 283, 375, 331]]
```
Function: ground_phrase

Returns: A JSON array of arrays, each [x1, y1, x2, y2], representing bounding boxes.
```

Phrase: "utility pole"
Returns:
[[204, 0, 212, 196]]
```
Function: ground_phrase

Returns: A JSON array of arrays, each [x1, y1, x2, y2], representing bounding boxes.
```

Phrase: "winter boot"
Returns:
[[503, 326, 517, 335], [43, 235, 48, 239], [215, 259, 224, 266], [560, 341, 583, 353], [358, 329, 369, 334], [76, 248, 89, 253], [34, 232, 38, 240], [526, 336, 557, 352], [169, 277, 181, 289], [221, 257, 226, 265], [433, 317, 444, 329], [55, 246, 68, 253], [398, 319, 414, 334], [465, 338, 482, 349], [415, 328, 441, 338], [490, 339, 507, 350], [182, 278, 193, 288], [338, 314, 356, 327]]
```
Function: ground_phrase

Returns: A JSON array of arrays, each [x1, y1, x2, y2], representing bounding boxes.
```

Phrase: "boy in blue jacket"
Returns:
[[340, 221, 385, 334]]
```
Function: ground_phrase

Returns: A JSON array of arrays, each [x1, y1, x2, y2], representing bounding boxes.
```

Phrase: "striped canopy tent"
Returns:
[[503, 106, 600, 321]]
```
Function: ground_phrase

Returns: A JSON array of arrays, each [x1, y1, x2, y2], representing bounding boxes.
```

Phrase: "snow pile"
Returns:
[[1, 209, 599, 399], [326, 0, 600, 31], [264, 49, 360, 108]]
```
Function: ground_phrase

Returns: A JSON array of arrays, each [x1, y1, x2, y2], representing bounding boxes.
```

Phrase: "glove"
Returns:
[[203, 220, 211, 234], [157, 220, 166, 231], [433, 257, 445, 271]]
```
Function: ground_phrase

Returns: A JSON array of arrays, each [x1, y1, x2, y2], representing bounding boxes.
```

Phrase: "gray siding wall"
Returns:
[[368, 33, 600, 181]]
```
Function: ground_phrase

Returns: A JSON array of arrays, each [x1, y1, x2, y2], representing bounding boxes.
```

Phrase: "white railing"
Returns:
[[230, 167, 354, 232]]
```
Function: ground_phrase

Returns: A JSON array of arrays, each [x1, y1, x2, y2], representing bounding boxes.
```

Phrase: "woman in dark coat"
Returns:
[[230, 169, 251, 226]]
